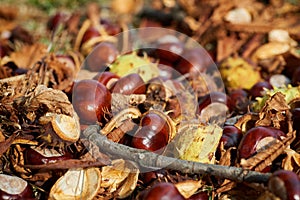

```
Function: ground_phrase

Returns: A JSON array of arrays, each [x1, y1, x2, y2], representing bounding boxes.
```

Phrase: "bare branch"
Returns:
[[82, 125, 271, 183]]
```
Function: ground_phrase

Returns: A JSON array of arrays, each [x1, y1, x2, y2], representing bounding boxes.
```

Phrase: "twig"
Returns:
[[82, 125, 271, 183]]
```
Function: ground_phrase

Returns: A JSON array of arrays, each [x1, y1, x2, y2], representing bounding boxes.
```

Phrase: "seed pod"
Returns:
[[49, 168, 101, 200]]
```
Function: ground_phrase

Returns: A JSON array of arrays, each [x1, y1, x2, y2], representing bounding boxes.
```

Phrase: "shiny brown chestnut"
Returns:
[[100, 19, 121, 35], [228, 89, 250, 114], [140, 169, 167, 185], [81, 27, 100, 45], [219, 125, 243, 149], [131, 126, 169, 153], [249, 81, 273, 99], [0, 174, 35, 200], [86, 42, 119, 72], [72, 80, 111, 124], [157, 62, 174, 81], [155, 36, 184, 63], [56, 54, 77, 71], [174, 47, 213, 75], [111, 73, 146, 95], [93, 71, 120, 89], [24, 147, 72, 165], [268, 170, 300, 200], [142, 182, 185, 200], [47, 12, 67, 31], [188, 191, 209, 200], [292, 67, 300, 86], [198, 91, 232, 114], [238, 126, 285, 160], [141, 112, 170, 134], [0, 44, 9, 58], [292, 108, 300, 131]]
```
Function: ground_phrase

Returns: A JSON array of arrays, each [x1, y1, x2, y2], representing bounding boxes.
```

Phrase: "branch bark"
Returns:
[[82, 125, 271, 183]]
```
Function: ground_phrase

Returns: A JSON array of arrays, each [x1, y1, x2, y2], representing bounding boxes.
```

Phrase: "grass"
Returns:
[[1, 0, 111, 14]]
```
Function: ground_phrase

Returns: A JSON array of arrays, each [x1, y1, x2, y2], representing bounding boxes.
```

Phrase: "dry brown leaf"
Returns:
[[9, 43, 47, 69], [282, 148, 300, 174], [175, 180, 203, 199], [99, 159, 139, 199], [29, 85, 74, 117], [255, 92, 290, 129], [0, 134, 16, 157]]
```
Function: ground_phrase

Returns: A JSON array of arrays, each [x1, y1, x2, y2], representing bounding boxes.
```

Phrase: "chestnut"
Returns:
[[0, 174, 35, 199], [157, 62, 175, 81], [228, 89, 250, 114], [249, 81, 273, 99], [292, 108, 300, 131], [131, 126, 168, 153], [292, 67, 300, 86], [140, 169, 167, 185], [100, 19, 121, 35], [219, 125, 243, 149], [141, 112, 170, 134], [174, 47, 213, 75], [238, 126, 285, 159], [24, 147, 72, 165], [85, 42, 119, 72], [93, 71, 120, 89], [47, 12, 67, 31], [268, 170, 300, 200], [0, 44, 9, 58], [111, 73, 146, 95], [198, 91, 232, 114], [155, 35, 184, 63], [188, 191, 209, 200], [142, 182, 185, 200], [56, 54, 77, 71], [72, 80, 111, 124], [81, 27, 100, 45]]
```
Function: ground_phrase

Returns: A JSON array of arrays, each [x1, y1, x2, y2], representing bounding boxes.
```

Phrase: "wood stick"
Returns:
[[83, 125, 271, 183]]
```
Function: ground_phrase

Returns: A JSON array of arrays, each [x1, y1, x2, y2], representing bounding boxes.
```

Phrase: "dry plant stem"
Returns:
[[83, 125, 271, 183]]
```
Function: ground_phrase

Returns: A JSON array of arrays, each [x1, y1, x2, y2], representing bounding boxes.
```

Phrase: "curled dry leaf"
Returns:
[[49, 167, 101, 200], [255, 92, 290, 129], [253, 85, 300, 112], [8, 43, 47, 69], [175, 179, 203, 199], [99, 159, 139, 198], [282, 148, 300, 173], [30, 85, 74, 117], [44, 54, 80, 91]]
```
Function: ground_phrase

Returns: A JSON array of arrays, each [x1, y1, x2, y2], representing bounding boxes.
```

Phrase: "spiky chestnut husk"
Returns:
[[171, 123, 223, 164], [109, 52, 159, 82], [219, 56, 261, 90], [252, 85, 300, 112]]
